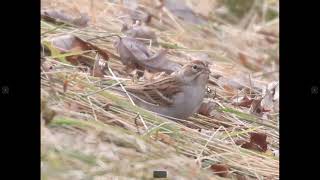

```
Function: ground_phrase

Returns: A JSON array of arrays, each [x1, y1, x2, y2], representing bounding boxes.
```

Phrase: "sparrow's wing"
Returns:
[[125, 75, 183, 106]]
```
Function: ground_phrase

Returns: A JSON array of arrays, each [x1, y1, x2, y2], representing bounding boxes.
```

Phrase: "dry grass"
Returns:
[[41, 0, 279, 179]]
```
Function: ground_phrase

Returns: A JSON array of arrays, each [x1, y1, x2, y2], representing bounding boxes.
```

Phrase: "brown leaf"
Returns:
[[241, 132, 268, 152], [41, 9, 90, 27], [48, 34, 109, 67], [210, 164, 229, 177], [122, 24, 158, 45], [198, 102, 217, 116], [232, 95, 253, 107], [114, 37, 181, 73], [249, 98, 264, 116]]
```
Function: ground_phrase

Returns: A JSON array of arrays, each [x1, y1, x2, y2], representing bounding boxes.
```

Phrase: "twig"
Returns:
[[84, 81, 123, 97]]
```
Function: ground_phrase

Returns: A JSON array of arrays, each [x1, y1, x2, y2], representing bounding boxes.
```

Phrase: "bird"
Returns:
[[115, 60, 210, 119]]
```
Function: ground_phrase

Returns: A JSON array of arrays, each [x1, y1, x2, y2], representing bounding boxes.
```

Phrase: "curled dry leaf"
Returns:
[[232, 95, 253, 108], [210, 164, 229, 177], [114, 36, 181, 73], [239, 132, 268, 152], [41, 9, 90, 27], [46, 34, 109, 68], [121, 24, 158, 45]]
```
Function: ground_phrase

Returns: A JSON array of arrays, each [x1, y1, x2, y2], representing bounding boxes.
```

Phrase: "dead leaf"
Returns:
[[249, 98, 264, 116], [114, 36, 181, 73], [232, 95, 253, 107], [240, 132, 268, 152], [210, 164, 229, 177], [122, 24, 158, 45], [45, 34, 109, 68], [41, 9, 90, 27], [198, 101, 217, 116]]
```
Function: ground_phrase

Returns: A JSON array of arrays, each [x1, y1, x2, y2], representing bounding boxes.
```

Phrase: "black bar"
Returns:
[[153, 170, 167, 178]]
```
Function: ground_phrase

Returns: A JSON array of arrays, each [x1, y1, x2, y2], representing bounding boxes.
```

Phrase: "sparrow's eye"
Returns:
[[192, 65, 198, 70]]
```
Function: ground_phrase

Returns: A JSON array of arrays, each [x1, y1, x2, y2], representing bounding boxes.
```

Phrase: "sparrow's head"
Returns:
[[178, 60, 210, 84]]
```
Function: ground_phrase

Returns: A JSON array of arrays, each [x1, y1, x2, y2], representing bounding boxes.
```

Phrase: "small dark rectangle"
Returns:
[[153, 170, 167, 178]]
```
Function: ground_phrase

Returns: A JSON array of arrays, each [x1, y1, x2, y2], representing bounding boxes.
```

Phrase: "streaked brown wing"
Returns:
[[125, 76, 182, 106]]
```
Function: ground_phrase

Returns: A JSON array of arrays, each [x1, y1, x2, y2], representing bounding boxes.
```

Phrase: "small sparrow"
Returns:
[[119, 60, 210, 119]]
